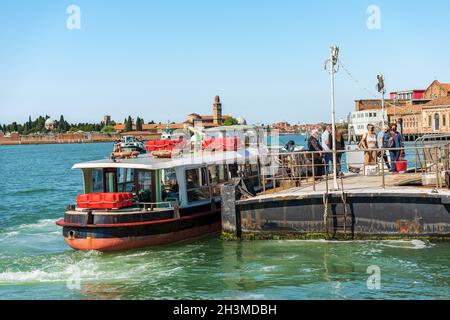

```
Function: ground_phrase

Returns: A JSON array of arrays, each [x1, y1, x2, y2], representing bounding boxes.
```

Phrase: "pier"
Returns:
[[221, 145, 450, 240]]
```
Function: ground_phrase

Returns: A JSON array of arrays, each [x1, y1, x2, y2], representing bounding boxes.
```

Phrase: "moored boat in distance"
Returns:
[[111, 135, 147, 158], [56, 126, 271, 251]]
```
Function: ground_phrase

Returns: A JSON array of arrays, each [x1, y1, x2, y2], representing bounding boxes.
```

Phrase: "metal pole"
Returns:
[[329, 47, 339, 190], [381, 90, 385, 127]]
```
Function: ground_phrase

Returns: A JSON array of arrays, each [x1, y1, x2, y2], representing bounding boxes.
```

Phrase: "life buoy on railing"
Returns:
[[152, 150, 172, 158], [111, 151, 140, 158]]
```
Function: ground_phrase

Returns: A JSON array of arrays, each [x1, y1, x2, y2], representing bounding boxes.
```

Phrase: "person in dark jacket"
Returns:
[[308, 129, 324, 177], [333, 125, 345, 176], [387, 123, 403, 172]]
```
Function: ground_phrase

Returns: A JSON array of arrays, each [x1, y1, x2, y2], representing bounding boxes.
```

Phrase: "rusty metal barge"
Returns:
[[220, 143, 450, 240]]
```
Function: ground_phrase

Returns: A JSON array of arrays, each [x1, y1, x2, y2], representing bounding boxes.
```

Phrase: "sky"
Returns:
[[0, 0, 450, 125]]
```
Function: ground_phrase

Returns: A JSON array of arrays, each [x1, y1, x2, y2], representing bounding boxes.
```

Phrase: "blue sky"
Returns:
[[1, 0, 449, 125]]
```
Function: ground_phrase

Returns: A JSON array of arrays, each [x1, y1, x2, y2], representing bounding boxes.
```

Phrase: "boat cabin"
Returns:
[[73, 148, 263, 210]]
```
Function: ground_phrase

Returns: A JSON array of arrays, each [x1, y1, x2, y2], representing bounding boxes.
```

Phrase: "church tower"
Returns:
[[213, 95, 222, 125]]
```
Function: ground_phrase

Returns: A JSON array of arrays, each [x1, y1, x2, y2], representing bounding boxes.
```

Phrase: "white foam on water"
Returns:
[[377, 239, 433, 250], [275, 239, 434, 250], [261, 266, 277, 272], [0, 247, 186, 285], [15, 219, 57, 231]]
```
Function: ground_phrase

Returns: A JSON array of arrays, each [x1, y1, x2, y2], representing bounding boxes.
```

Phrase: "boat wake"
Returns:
[[0, 219, 59, 241]]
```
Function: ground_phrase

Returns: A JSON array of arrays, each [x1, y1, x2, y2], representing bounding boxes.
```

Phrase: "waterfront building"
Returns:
[[424, 80, 450, 100], [113, 95, 232, 133], [44, 118, 54, 130], [421, 97, 450, 133], [389, 89, 427, 102], [353, 79, 450, 139], [183, 95, 231, 128]]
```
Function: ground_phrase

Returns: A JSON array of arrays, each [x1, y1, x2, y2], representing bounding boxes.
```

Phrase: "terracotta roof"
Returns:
[[386, 105, 422, 115], [441, 83, 450, 91], [423, 96, 450, 107]]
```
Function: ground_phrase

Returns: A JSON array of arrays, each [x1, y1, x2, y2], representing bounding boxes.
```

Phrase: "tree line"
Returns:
[[0, 115, 161, 135], [0, 115, 116, 135]]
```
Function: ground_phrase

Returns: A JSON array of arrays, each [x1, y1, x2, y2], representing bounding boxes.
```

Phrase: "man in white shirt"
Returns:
[[321, 125, 332, 174]]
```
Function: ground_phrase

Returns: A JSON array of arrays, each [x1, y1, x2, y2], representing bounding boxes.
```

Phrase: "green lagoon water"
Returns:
[[0, 141, 449, 300]]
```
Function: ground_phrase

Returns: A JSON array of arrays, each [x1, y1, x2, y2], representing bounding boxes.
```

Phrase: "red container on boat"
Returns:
[[146, 138, 184, 152], [203, 137, 241, 151], [396, 160, 407, 173], [76, 192, 133, 209]]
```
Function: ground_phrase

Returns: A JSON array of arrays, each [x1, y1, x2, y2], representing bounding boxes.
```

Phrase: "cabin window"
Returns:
[[208, 165, 228, 197], [118, 168, 135, 193], [137, 170, 153, 202], [228, 163, 239, 178], [92, 169, 103, 193], [161, 168, 179, 202], [185, 167, 210, 203], [104, 169, 117, 193]]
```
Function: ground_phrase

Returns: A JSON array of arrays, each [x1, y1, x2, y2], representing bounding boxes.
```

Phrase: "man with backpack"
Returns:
[[385, 123, 403, 173]]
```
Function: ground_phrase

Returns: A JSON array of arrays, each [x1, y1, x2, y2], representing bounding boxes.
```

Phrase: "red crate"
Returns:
[[76, 192, 133, 210]]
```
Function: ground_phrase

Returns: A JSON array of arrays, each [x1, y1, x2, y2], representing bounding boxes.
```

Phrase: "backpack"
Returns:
[[382, 131, 391, 148], [388, 132, 396, 148]]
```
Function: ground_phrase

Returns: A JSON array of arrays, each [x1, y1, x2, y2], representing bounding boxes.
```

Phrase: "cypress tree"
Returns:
[[126, 116, 133, 132], [136, 117, 142, 131]]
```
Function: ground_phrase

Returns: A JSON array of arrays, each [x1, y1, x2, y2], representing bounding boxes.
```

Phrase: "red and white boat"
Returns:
[[56, 126, 270, 251]]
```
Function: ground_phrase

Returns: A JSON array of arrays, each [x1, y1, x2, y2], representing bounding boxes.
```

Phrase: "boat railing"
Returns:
[[138, 201, 177, 211], [258, 144, 450, 195]]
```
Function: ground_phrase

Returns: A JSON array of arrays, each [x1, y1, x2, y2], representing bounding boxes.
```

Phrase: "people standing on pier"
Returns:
[[307, 129, 324, 177], [333, 125, 345, 176], [321, 125, 332, 174], [378, 125, 391, 171], [360, 124, 377, 166], [387, 123, 403, 173]]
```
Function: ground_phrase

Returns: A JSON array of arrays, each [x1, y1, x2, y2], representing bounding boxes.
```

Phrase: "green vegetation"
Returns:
[[101, 125, 116, 133], [223, 117, 239, 126], [0, 115, 107, 135]]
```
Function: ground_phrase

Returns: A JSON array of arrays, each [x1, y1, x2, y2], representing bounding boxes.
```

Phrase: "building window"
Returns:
[[434, 113, 440, 131], [443, 115, 447, 127]]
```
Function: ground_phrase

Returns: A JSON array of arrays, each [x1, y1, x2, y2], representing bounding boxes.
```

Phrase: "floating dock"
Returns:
[[221, 173, 450, 240]]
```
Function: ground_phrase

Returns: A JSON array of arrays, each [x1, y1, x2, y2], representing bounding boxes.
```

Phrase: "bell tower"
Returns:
[[213, 95, 222, 125]]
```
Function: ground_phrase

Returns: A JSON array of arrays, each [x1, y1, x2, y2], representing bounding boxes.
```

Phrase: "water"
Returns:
[[0, 141, 449, 300]]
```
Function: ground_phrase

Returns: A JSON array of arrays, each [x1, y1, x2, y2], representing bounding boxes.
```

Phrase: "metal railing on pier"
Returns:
[[258, 144, 450, 195]]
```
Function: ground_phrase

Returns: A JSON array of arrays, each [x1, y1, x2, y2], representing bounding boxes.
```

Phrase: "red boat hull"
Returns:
[[63, 222, 221, 252]]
